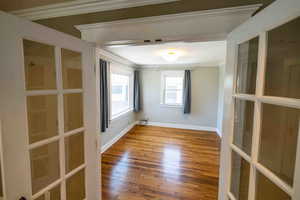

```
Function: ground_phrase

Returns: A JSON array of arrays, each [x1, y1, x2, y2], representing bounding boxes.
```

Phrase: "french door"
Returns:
[[219, 0, 300, 200], [0, 12, 100, 200]]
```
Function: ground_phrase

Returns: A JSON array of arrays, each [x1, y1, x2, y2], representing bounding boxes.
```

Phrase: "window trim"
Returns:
[[160, 70, 184, 107], [109, 63, 134, 120]]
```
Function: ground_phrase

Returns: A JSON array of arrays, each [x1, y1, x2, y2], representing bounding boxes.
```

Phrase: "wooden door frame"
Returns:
[[218, 0, 300, 200]]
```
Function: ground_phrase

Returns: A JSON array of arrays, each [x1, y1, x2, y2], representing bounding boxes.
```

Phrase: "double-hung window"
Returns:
[[110, 64, 133, 119], [161, 71, 184, 106]]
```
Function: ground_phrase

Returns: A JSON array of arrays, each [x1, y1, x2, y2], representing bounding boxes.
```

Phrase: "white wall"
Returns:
[[101, 112, 137, 146], [217, 64, 225, 137], [97, 49, 138, 151], [138, 67, 220, 129]]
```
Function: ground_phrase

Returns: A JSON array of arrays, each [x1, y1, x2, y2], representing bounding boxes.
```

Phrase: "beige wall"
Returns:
[[26, 0, 275, 38], [138, 67, 220, 128], [101, 112, 137, 146]]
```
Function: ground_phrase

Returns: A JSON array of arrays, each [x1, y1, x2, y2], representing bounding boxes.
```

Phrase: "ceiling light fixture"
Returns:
[[160, 49, 183, 62]]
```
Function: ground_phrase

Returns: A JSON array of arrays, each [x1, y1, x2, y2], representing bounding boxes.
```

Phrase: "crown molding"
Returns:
[[76, 4, 262, 30], [138, 64, 220, 70], [96, 48, 137, 67], [10, 0, 179, 21]]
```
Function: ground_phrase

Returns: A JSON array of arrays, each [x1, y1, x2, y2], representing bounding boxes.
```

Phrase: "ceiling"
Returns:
[[106, 40, 226, 67]]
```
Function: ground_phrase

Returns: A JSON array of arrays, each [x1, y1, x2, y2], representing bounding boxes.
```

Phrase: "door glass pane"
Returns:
[[27, 95, 58, 144], [236, 37, 259, 94], [23, 39, 56, 90], [66, 169, 85, 200], [264, 17, 300, 99], [255, 171, 291, 200], [259, 103, 300, 186], [35, 185, 61, 200], [64, 93, 83, 132], [30, 141, 60, 194], [230, 151, 250, 200], [62, 49, 82, 89], [65, 132, 84, 173], [233, 99, 255, 155]]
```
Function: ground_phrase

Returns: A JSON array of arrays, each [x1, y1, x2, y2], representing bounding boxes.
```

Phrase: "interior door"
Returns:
[[0, 12, 99, 200], [218, 0, 300, 200]]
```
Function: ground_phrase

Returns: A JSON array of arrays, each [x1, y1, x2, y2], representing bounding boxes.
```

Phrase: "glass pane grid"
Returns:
[[255, 169, 292, 200], [255, 162, 293, 195], [63, 93, 84, 132], [66, 168, 86, 200], [228, 192, 237, 200], [258, 103, 300, 186], [230, 150, 251, 200], [30, 141, 60, 194], [258, 96, 300, 110], [229, 148, 294, 199], [23, 39, 57, 90], [230, 21, 300, 200], [235, 37, 259, 95], [230, 144, 251, 163], [264, 17, 300, 100], [61, 49, 83, 89], [23, 42, 86, 199], [230, 99, 297, 199], [33, 183, 61, 200], [65, 132, 85, 173], [232, 98, 255, 156]]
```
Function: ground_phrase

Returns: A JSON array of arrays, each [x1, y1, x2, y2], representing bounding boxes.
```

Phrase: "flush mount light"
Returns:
[[159, 49, 184, 62]]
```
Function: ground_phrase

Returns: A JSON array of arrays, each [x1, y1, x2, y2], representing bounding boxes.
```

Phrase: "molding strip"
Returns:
[[146, 121, 218, 132], [10, 0, 179, 21], [76, 4, 262, 30], [138, 64, 221, 70], [96, 48, 137, 67], [101, 121, 138, 154]]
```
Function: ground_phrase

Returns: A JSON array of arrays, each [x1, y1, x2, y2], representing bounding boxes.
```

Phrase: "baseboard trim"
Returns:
[[145, 121, 218, 132], [216, 128, 222, 138], [101, 121, 138, 154]]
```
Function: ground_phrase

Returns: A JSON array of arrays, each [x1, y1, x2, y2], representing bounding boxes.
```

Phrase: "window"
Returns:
[[161, 71, 184, 106], [110, 67, 133, 119]]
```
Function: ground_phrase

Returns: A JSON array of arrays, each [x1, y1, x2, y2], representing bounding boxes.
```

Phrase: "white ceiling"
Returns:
[[106, 40, 227, 67]]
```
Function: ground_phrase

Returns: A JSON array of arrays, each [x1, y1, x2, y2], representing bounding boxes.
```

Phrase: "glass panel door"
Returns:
[[0, 12, 99, 200], [24, 40, 86, 200], [228, 16, 300, 200]]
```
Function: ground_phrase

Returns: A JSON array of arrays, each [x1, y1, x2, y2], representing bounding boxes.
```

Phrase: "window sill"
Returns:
[[160, 103, 183, 108], [110, 108, 133, 122]]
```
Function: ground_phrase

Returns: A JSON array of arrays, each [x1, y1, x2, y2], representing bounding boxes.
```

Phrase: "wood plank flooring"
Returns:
[[101, 125, 221, 200]]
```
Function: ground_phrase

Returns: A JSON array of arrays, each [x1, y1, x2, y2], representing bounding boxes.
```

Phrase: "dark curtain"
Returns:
[[183, 70, 191, 114], [100, 59, 109, 132], [133, 70, 141, 112]]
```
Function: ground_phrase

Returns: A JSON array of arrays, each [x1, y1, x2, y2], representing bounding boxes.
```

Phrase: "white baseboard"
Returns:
[[145, 121, 218, 132], [101, 121, 138, 154], [216, 128, 222, 138]]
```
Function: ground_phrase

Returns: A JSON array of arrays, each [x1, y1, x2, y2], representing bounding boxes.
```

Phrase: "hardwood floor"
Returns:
[[101, 125, 221, 200]]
